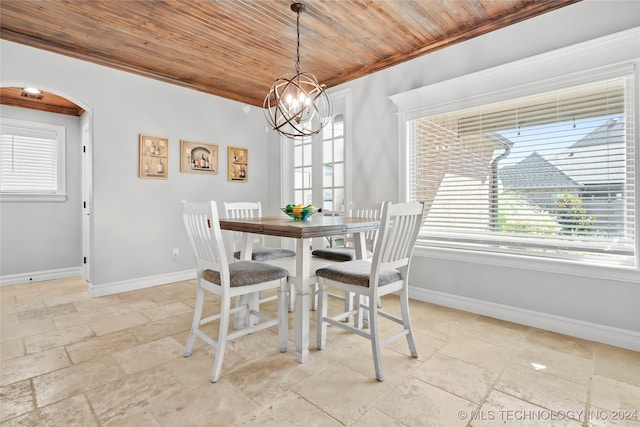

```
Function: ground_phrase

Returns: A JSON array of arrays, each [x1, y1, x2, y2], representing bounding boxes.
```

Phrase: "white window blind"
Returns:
[[407, 74, 635, 266], [0, 119, 66, 200]]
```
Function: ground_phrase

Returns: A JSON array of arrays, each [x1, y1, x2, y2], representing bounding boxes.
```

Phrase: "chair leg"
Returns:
[[342, 291, 352, 323], [400, 285, 418, 358], [310, 282, 318, 311], [210, 296, 231, 383], [245, 292, 259, 327], [354, 295, 364, 329], [278, 279, 289, 353], [288, 282, 295, 312], [368, 297, 384, 382], [316, 279, 328, 350], [184, 284, 204, 357]]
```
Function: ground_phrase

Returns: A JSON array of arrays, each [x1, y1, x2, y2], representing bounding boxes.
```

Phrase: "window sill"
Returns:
[[413, 245, 639, 284], [0, 193, 68, 202]]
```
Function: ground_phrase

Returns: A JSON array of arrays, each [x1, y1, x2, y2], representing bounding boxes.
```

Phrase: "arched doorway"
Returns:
[[0, 84, 93, 285]]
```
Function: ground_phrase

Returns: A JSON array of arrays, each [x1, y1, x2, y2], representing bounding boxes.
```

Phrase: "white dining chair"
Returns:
[[224, 201, 296, 262], [312, 201, 383, 324], [315, 201, 425, 382], [182, 201, 289, 383], [312, 201, 382, 262]]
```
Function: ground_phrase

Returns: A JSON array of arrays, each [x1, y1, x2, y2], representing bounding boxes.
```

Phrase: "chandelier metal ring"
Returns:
[[263, 2, 332, 139]]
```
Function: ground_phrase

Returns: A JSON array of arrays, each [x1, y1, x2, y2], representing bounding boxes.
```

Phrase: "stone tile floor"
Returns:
[[1, 277, 639, 426]]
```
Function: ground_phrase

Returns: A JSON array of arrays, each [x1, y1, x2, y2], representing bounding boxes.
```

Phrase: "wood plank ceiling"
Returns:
[[0, 0, 579, 113]]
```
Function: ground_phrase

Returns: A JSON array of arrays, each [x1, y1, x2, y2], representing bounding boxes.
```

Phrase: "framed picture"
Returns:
[[139, 134, 168, 179], [180, 140, 218, 174], [228, 146, 248, 182]]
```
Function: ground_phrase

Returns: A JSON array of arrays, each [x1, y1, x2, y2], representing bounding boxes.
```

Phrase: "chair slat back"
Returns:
[[350, 201, 383, 250], [371, 202, 424, 278], [182, 201, 229, 281], [224, 201, 266, 249]]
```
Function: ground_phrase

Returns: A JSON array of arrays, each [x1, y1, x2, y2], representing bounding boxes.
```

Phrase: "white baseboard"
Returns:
[[0, 267, 83, 287], [88, 269, 196, 297], [409, 286, 640, 352]]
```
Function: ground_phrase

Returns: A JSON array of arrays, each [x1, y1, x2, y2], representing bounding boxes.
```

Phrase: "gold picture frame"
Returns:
[[180, 140, 218, 174], [228, 146, 248, 182], [139, 134, 168, 179]]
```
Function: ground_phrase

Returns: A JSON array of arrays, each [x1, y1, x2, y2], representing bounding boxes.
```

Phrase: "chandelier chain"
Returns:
[[295, 8, 301, 74]]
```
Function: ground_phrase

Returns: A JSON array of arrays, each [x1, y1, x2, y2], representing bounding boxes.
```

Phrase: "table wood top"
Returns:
[[219, 215, 379, 239]]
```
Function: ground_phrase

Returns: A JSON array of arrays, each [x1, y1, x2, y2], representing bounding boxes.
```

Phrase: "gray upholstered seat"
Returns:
[[315, 260, 400, 288], [233, 247, 296, 262], [204, 261, 288, 287], [311, 247, 372, 262]]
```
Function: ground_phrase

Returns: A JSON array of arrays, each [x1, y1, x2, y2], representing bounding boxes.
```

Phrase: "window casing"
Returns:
[[0, 118, 67, 201], [391, 29, 639, 273], [405, 76, 635, 266]]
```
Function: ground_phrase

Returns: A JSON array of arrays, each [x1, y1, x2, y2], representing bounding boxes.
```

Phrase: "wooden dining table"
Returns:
[[219, 214, 379, 363]]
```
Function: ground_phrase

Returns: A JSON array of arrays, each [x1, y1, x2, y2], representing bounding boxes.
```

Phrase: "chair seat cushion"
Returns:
[[312, 247, 372, 262], [233, 248, 296, 262], [204, 261, 288, 287], [315, 260, 401, 288]]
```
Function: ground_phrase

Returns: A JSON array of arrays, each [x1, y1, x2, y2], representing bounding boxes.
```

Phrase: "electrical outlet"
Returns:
[[172, 248, 179, 260]]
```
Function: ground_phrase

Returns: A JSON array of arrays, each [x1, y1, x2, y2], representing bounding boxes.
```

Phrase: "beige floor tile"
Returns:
[[1, 298, 45, 316], [89, 312, 149, 336], [590, 375, 640, 415], [1, 393, 98, 427], [147, 380, 259, 427], [3, 277, 635, 427], [340, 344, 423, 385], [225, 352, 312, 406], [294, 363, 390, 425], [24, 324, 94, 353], [101, 408, 162, 427], [85, 365, 183, 425], [511, 345, 594, 385], [524, 328, 595, 359], [351, 407, 406, 427], [1, 316, 56, 341], [0, 347, 70, 387], [495, 365, 588, 414], [234, 391, 342, 426], [413, 352, 498, 404], [65, 330, 140, 364], [142, 301, 193, 321], [128, 312, 192, 343], [33, 355, 125, 407], [473, 390, 583, 426], [110, 336, 184, 375], [16, 302, 77, 321], [594, 343, 640, 387], [41, 291, 92, 308], [459, 315, 530, 350], [375, 376, 477, 427], [440, 335, 514, 372], [0, 379, 34, 421], [1, 338, 25, 361]]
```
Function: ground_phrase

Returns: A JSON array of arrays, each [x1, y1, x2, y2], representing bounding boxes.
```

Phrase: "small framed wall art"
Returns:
[[180, 140, 218, 174], [228, 146, 248, 182], [139, 134, 168, 179]]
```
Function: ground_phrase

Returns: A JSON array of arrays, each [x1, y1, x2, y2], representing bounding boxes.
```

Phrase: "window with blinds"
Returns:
[[406, 74, 635, 266], [0, 118, 66, 200]]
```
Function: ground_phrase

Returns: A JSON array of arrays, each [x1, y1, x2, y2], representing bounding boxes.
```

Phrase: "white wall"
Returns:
[[1, 41, 271, 293], [273, 0, 640, 348], [0, 106, 82, 277]]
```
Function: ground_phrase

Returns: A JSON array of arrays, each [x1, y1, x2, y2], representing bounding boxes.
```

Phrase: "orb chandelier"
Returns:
[[263, 2, 332, 139]]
